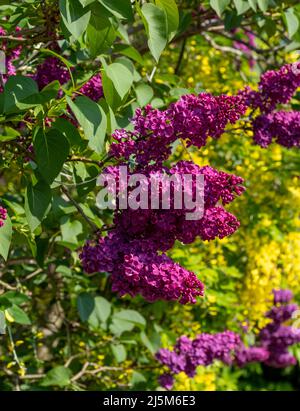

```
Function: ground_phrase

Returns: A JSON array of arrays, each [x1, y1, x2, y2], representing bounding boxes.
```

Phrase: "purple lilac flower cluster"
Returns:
[[252, 111, 300, 148], [156, 331, 242, 389], [78, 73, 103, 102], [156, 289, 300, 389], [259, 289, 300, 368], [81, 86, 246, 303], [273, 289, 293, 304], [239, 63, 300, 114], [0, 206, 8, 227], [0, 26, 22, 91], [110, 161, 244, 249], [80, 161, 244, 303], [110, 93, 246, 167], [33, 57, 70, 90], [81, 233, 204, 304], [33, 56, 103, 102], [237, 62, 300, 149]]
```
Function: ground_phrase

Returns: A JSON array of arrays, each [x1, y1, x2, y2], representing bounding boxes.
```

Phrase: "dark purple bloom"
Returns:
[[239, 63, 300, 113], [158, 374, 174, 390], [0, 205, 7, 227], [79, 74, 103, 101], [33, 56, 70, 90], [273, 289, 293, 304], [252, 111, 300, 148]]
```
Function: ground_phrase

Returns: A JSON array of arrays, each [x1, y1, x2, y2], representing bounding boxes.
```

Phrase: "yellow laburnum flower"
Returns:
[[18, 367, 26, 377], [4, 310, 14, 323]]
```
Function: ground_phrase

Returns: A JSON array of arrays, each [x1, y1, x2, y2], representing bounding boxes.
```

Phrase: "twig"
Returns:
[[180, 138, 194, 162], [22, 268, 43, 282], [66, 157, 102, 166], [71, 362, 90, 382], [175, 38, 187, 75], [64, 353, 82, 368], [0, 280, 17, 291], [148, 66, 157, 83], [202, 33, 245, 57], [6, 257, 36, 266], [19, 374, 45, 380], [7, 325, 25, 373], [60, 186, 99, 233]]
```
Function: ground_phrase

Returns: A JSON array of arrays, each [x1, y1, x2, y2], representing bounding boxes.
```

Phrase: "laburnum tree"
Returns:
[[0, 0, 300, 391]]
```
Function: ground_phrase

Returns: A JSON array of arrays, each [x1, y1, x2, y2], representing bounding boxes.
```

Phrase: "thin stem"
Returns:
[[7, 325, 26, 373], [66, 157, 102, 166], [60, 186, 99, 233], [0, 280, 17, 291], [180, 138, 194, 162], [175, 38, 187, 75]]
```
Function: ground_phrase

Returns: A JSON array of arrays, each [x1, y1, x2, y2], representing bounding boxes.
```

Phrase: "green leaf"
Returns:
[[141, 3, 168, 62], [0, 311, 6, 334], [67, 96, 107, 154], [101, 70, 122, 110], [248, 0, 257, 11], [0, 127, 20, 142], [113, 44, 144, 65], [3, 77, 59, 114], [284, 9, 299, 39], [7, 305, 31, 325], [111, 344, 127, 363], [210, 0, 230, 17], [131, 371, 147, 386], [86, 3, 116, 56], [79, 0, 94, 5], [4, 76, 38, 113], [263, 18, 277, 37], [105, 62, 133, 99], [52, 117, 85, 149], [73, 163, 98, 197], [41, 366, 72, 387], [60, 216, 83, 247], [33, 128, 70, 184], [233, 0, 250, 15], [2, 199, 25, 216], [1, 291, 30, 305], [156, 0, 179, 40], [140, 331, 156, 354], [135, 83, 154, 107], [77, 292, 95, 322], [98, 0, 133, 20], [59, 0, 91, 39], [0, 215, 12, 261], [88, 296, 111, 328], [257, 0, 269, 12], [25, 181, 52, 232], [110, 309, 146, 335]]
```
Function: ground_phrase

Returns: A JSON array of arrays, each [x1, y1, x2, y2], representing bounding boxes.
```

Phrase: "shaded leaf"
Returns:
[[77, 292, 95, 322], [111, 344, 127, 363], [0, 216, 12, 261], [141, 3, 168, 62], [41, 366, 72, 387], [105, 62, 133, 99], [25, 181, 52, 232], [59, 0, 91, 39], [34, 128, 70, 184], [98, 0, 133, 20], [67, 96, 107, 154], [6, 305, 31, 325]]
